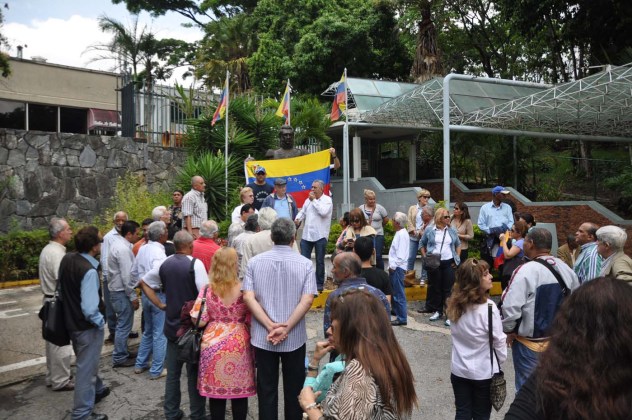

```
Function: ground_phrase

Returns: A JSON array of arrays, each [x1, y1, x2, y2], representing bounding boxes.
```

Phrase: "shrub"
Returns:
[[0, 229, 49, 281]]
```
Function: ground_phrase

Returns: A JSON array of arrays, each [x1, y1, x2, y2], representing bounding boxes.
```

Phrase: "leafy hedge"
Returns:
[[0, 229, 49, 281]]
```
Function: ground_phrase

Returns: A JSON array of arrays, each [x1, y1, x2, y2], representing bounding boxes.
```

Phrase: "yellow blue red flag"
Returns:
[[330, 73, 346, 121], [275, 81, 291, 124], [211, 85, 227, 126], [245, 151, 331, 207]]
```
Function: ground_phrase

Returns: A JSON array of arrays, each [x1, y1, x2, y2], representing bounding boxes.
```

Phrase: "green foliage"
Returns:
[[605, 168, 632, 213], [176, 151, 242, 222], [218, 219, 231, 239], [0, 229, 49, 281], [95, 173, 170, 233]]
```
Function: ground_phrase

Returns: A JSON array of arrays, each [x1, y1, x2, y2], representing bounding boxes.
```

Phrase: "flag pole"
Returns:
[[342, 67, 350, 211], [287, 79, 291, 126], [224, 70, 229, 218]]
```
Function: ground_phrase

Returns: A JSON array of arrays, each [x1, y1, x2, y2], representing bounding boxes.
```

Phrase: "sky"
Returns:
[[2, 0, 204, 83]]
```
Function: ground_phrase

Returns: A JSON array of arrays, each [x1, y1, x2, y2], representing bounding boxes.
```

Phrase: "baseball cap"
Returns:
[[492, 186, 510, 195], [274, 178, 287, 186], [254, 166, 266, 174]]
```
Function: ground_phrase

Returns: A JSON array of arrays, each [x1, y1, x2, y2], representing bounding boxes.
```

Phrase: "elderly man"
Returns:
[[101, 211, 128, 343], [108, 221, 141, 368], [182, 175, 208, 239], [233, 214, 259, 279], [295, 180, 333, 292], [574, 222, 603, 283], [478, 186, 514, 268], [596, 225, 632, 282], [132, 221, 169, 379], [324, 252, 390, 337], [501, 228, 580, 392], [261, 177, 298, 220], [243, 218, 317, 420], [140, 230, 208, 420], [227, 204, 255, 247], [246, 166, 274, 211], [59, 227, 110, 420], [192, 220, 221, 272], [39, 217, 74, 391], [152, 206, 176, 256], [241, 207, 279, 274], [389, 211, 410, 326], [353, 236, 392, 303]]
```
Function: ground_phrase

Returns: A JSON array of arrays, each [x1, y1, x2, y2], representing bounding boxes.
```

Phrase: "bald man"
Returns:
[[181, 176, 208, 239]]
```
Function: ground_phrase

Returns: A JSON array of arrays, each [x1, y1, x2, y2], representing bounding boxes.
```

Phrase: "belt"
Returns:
[[151, 287, 165, 293]]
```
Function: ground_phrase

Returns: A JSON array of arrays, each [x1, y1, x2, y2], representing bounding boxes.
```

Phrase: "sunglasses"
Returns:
[[350, 218, 361, 223], [419, 195, 431, 199], [442, 215, 451, 219], [454, 207, 460, 210]]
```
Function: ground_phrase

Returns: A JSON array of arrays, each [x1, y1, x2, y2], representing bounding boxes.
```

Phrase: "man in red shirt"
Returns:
[[191, 220, 220, 272]]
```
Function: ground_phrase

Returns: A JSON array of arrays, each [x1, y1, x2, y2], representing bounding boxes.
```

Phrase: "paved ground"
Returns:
[[0, 285, 516, 419]]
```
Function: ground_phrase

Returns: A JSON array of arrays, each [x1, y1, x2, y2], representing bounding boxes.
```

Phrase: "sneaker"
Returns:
[[444, 319, 451, 327], [150, 369, 167, 380], [134, 366, 149, 374], [95, 386, 110, 404], [429, 312, 441, 321], [419, 279, 425, 286]]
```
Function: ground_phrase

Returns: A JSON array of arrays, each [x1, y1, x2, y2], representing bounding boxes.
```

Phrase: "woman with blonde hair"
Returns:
[[299, 289, 418, 419], [359, 189, 389, 269], [190, 247, 255, 419], [230, 187, 258, 223], [447, 259, 507, 419]]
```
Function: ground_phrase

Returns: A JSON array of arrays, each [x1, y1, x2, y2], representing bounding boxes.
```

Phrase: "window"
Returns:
[[60, 107, 87, 134], [0, 100, 26, 129], [29, 104, 57, 132]]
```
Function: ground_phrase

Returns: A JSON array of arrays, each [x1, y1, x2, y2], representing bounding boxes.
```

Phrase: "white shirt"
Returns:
[[231, 206, 258, 224], [100, 227, 119, 280], [451, 299, 507, 380], [131, 241, 167, 286], [143, 254, 208, 292], [39, 241, 66, 296], [431, 227, 454, 261], [388, 229, 409, 270], [295, 194, 333, 242]]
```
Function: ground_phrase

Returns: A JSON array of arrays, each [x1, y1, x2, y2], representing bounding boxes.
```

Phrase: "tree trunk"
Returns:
[[411, 1, 444, 83]]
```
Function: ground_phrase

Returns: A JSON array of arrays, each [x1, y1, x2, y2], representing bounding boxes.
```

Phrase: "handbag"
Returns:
[[488, 303, 507, 411], [422, 229, 446, 270], [38, 282, 70, 347], [176, 285, 208, 364]]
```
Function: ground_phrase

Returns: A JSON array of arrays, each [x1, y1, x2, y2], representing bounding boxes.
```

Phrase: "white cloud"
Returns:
[[4, 13, 202, 83]]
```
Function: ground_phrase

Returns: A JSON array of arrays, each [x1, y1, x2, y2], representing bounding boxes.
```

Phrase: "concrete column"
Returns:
[[409, 141, 416, 183], [352, 134, 361, 180]]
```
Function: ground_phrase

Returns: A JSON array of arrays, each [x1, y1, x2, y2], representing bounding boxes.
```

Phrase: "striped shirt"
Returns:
[[181, 189, 207, 229], [574, 241, 603, 283], [243, 245, 317, 352]]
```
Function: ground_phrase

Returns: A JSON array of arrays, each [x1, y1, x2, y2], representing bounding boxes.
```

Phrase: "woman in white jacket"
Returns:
[[446, 258, 507, 420]]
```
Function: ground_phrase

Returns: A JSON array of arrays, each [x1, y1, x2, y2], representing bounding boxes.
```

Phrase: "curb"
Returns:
[[0, 279, 40, 288]]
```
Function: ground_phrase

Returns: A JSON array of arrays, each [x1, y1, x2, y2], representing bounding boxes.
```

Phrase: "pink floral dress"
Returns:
[[190, 288, 256, 399]]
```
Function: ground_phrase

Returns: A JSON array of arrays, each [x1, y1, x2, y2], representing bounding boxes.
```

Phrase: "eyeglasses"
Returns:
[[350, 218, 361, 223]]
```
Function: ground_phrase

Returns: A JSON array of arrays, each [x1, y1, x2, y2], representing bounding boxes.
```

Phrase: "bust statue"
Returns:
[[265, 125, 308, 160]]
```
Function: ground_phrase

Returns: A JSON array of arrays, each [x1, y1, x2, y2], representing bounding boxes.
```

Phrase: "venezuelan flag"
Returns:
[[245, 150, 331, 208], [330, 73, 346, 121], [211, 86, 227, 126], [275, 82, 291, 124]]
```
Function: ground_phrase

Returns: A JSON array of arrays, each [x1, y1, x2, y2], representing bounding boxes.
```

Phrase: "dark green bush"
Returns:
[[0, 229, 49, 281]]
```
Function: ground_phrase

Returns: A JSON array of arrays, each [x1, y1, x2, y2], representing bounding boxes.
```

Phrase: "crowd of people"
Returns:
[[38, 166, 632, 420]]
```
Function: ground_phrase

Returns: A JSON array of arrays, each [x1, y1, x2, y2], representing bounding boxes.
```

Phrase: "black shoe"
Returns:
[[417, 308, 434, 314], [127, 351, 137, 358], [104, 334, 115, 344], [128, 331, 139, 339], [113, 358, 136, 368], [95, 386, 110, 404], [87, 413, 108, 420], [391, 320, 407, 326]]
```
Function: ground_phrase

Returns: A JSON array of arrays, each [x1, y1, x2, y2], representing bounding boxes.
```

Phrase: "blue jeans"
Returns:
[[136, 292, 167, 377], [389, 267, 407, 323], [375, 234, 385, 270], [300, 237, 327, 291], [102, 278, 117, 335], [451, 373, 492, 420], [70, 327, 107, 420], [512, 339, 539, 393], [407, 239, 419, 271], [110, 291, 134, 364], [164, 339, 206, 420]]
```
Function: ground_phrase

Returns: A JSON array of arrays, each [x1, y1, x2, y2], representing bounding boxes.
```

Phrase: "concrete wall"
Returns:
[[0, 58, 120, 110], [0, 129, 187, 232]]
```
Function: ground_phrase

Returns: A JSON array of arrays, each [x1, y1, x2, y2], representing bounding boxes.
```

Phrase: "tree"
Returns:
[[0, 4, 10, 77]]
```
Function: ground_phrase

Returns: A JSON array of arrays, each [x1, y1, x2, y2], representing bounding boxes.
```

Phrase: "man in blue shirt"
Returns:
[[478, 186, 514, 267], [261, 177, 298, 220], [59, 226, 109, 420]]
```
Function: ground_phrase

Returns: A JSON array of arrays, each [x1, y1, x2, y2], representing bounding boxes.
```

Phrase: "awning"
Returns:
[[88, 108, 120, 130]]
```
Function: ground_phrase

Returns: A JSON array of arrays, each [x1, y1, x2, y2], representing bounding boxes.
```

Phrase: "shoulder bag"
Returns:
[[38, 281, 70, 347], [176, 285, 208, 364], [488, 303, 507, 411], [532, 258, 570, 296], [422, 229, 446, 270]]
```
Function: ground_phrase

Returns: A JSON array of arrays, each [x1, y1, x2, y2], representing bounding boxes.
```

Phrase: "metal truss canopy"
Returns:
[[353, 64, 632, 140]]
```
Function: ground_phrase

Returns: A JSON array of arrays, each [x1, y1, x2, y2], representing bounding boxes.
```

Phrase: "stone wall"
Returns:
[[0, 130, 187, 232]]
